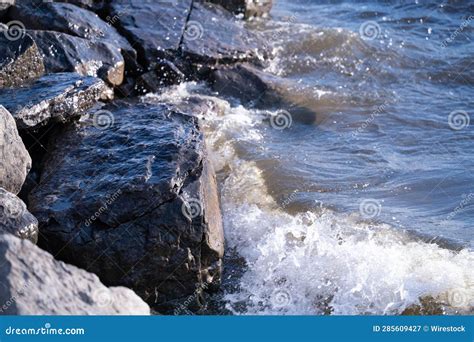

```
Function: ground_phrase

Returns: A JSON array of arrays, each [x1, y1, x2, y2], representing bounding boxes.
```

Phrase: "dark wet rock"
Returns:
[[0, 188, 38, 244], [182, 2, 264, 66], [54, 0, 106, 12], [107, 0, 192, 69], [17, 171, 39, 206], [29, 100, 224, 312], [0, 72, 108, 130], [0, 233, 151, 315], [0, 0, 14, 18], [114, 77, 137, 98], [0, 34, 45, 89], [0, 106, 31, 194], [211, 64, 318, 124], [199, 0, 273, 18], [210, 63, 280, 105], [136, 59, 186, 93], [28, 30, 125, 86], [9, 2, 137, 69]]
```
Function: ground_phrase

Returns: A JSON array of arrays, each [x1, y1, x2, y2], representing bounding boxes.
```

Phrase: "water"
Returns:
[[147, 0, 474, 314]]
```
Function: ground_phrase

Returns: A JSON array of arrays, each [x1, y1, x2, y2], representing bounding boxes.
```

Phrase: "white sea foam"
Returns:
[[148, 83, 474, 315]]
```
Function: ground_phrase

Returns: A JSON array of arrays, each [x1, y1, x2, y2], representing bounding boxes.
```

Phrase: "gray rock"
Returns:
[[29, 100, 224, 312], [182, 2, 264, 65], [0, 34, 45, 89], [0, 188, 38, 244], [9, 2, 137, 69], [0, 233, 150, 315], [198, 0, 273, 18], [0, 106, 31, 194], [0, 72, 108, 129], [28, 30, 125, 86], [107, 0, 193, 69]]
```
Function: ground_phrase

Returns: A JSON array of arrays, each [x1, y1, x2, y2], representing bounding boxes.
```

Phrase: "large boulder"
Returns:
[[199, 0, 273, 18], [0, 188, 38, 244], [9, 2, 137, 70], [0, 106, 31, 194], [0, 34, 45, 89], [0, 233, 150, 315], [0, 72, 108, 129], [107, 0, 192, 69], [29, 100, 224, 312], [181, 2, 264, 66], [29, 30, 125, 86]]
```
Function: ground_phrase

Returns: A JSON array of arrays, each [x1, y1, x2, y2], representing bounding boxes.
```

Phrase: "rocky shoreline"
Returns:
[[0, 0, 272, 314]]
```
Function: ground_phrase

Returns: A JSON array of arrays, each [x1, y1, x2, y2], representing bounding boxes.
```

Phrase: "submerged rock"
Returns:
[[30, 100, 224, 312], [210, 63, 280, 105], [0, 188, 38, 244], [0, 106, 31, 194], [9, 2, 136, 68], [0, 34, 45, 89], [211, 64, 318, 124], [107, 0, 192, 69], [0, 72, 108, 129], [199, 0, 273, 18], [29, 30, 125, 86], [0, 234, 150, 315], [182, 2, 264, 66]]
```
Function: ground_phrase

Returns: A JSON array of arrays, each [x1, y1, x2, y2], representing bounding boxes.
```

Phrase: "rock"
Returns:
[[0, 106, 31, 194], [0, 233, 150, 315], [182, 2, 264, 66], [210, 64, 318, 124], [136, 59, 186, 93], [210, 63, 280, 105], [9, 2, 137, 71], [0, 188, 38, 244], [28, 30, 125, 86], [29, 100, 224, 312], [54, 0, 106, 12], [107, 0, 192, 69], [0, 34, 45, 89], [199, 0, 273, 18], [0, 0, 14, 18], [0, 72, 108, 129]]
